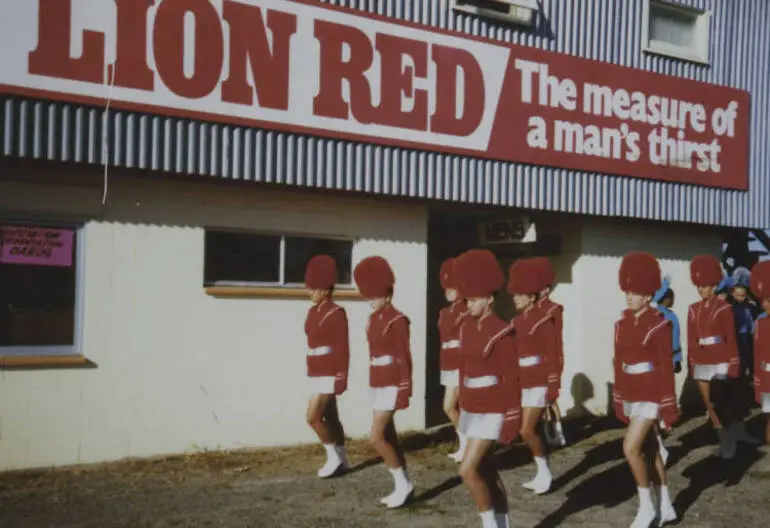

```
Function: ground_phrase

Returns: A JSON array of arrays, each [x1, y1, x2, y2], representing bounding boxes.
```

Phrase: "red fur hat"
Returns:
[[454, 249, 504, 298], [439, 258, 458, 290], [690, 255, 723, 287], [354, 256, 395, 299], [618, 252, 661, 295], [507, 259, 541, 295], [750, 260, 770, 300], [304, 255, 338, 289], [530, 256, 555, 291]]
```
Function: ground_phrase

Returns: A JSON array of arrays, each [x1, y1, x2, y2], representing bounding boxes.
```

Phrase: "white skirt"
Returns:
[[762, 393, 770, 414], [692, 362, 729, 381], [371, 386, 399, 411], [440, 369, 460, 387], [522, 386, 548, 408], [458, 410, 504, 441], [623, 401, 660, 420], [308, 376, 336, 395]]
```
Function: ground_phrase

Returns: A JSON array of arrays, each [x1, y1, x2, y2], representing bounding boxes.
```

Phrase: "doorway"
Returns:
[[424, 207, 563, 427]]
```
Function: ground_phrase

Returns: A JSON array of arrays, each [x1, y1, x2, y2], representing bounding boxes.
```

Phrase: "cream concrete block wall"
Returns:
[[572, 217, 724, 416], [0, 178, 428, 470]]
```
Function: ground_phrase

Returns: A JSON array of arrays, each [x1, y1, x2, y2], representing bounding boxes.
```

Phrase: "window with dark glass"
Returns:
[[0, 224, 78, 351], [203, 230, 354, 287]]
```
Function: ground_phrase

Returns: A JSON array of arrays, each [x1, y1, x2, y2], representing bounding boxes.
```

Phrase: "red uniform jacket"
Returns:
[[511, 305, 561, 401], [754, 314, 770, 403], [438, 300, 467, 372], [367, 304, 412, 410], [305, 299, 350, 395], [458, 313, 522, 443], [613, 309, 679, 427], [539, 298, 564, 392], [687, 297, 740, 377]]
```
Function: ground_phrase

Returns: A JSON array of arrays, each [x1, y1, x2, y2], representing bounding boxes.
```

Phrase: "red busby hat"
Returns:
[[507, 259, 541, 295], [750, 260, 770, 300], [439, 258, 458, 290], [690, 255, 723, 287], [354, 256, 395, 299], [530, 257, 555, 291], [304, 255, 338, 289], [454, 249, 504, 298], [618, 252, 661, 295]]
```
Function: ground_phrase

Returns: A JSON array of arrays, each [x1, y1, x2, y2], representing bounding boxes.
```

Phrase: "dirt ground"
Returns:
[[1, 414, 769, 528]]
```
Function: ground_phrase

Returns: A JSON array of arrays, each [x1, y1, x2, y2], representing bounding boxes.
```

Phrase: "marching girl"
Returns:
[[304, 255, 350, 478], [613, 252, 678, 528], [750, 260, 770, 444], [353, 256, 414, 508], [507, 258, 558, 495], [687, 255, 745, 459], [453, 249, 522, 528], [438, 257, 469, 462], [530, 257, 567, 447]]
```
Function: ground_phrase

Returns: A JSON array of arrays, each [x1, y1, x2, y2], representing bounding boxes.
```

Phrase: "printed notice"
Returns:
[[0, 226, 74, 267]]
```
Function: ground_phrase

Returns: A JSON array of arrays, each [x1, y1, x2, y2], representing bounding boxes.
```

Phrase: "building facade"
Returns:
[[0, 0, 768, 470]]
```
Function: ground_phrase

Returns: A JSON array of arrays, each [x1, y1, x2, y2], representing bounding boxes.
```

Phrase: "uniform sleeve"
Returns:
[[613, 321, 627, 424], [718, 306, 741, 378], [687, 305, 697, 372], [391, 316, 413, 398], [327, 308, 350, 395], [654, 322, 679, 428], [498, 335, 522, 444], [542, 315, 561, 402]]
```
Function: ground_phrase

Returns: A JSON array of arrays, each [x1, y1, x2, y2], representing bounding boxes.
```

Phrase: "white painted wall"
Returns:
[[0, 177, 428, 470], [562, 217, 724, 416]]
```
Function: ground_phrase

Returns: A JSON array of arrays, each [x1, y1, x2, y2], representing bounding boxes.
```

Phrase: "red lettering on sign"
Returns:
[[431, 44, 485, 137], [153, 0, 224, 99], [111, 0, 155, 91], [374, 34, 429, 131], [28, 0, 105, 83], [221, 2, 297, 110], [313, 20, 378, 124]]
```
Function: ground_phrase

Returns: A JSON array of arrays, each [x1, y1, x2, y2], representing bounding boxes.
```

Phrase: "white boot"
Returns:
[[479, 510, 497, 528], [521, 456, 553, 494], [630, 487, 656, 528], [379, 467, 414, 508], [732, 422, 762, 446], [656, 485, 677, 527], [449, 431, 468, 462], [317, 444, 345, 478], [717, 427, 737, 460], [495, 511, 512, 527]]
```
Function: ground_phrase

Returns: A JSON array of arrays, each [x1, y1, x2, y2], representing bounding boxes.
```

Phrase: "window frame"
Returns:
[[451, 0, 538, 27], [642, 0, 711, 65], [0, 216, 86, 359], [203, 228, 357, 290]]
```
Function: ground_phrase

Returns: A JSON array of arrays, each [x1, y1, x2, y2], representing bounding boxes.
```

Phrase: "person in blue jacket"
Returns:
[[652, 277, 682, 373]]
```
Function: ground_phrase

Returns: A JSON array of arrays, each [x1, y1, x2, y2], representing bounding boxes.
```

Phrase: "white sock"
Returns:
[[479, 510, 497, 528], [324, 444, 340, 462], [638, 487, 654, 508], [389, 466, 411, 491], [495, 511, 512, 527], [534, 456, 552, 477]]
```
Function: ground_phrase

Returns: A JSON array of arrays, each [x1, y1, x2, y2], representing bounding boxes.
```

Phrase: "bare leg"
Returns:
[[520, 406, 552, 494], [624, 417, 657, 528], [479, 456, 512, 527], [370, 411, 413, 508], [308, 395, 347, 478], [444, 387, 467, 461], [696, 380, 722, 428], [459, 438, 500, 527]]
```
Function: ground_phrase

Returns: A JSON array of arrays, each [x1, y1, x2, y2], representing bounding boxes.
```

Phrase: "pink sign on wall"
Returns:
[[0, 226, 74, 267]]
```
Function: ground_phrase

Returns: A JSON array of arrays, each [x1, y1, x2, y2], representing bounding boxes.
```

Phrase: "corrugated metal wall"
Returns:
[[1, 0, 768, 228]]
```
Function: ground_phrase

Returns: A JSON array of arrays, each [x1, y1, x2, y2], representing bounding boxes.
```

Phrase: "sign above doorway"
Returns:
[[478, 217, 537, 245]]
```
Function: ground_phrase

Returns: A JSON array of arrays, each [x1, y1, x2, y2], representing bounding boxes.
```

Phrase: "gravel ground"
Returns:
[[1, 413, 769, 527]]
